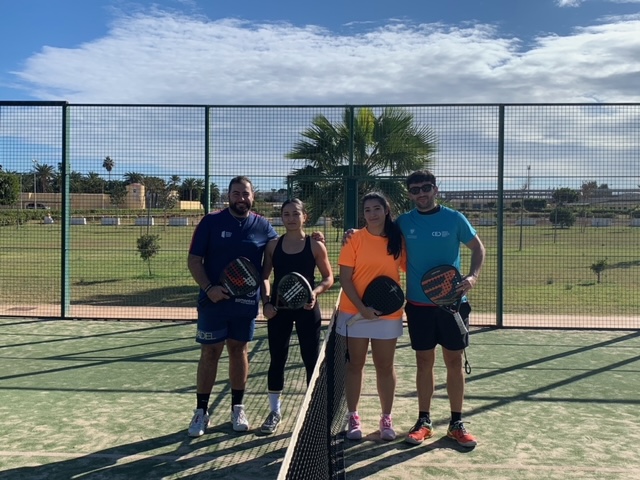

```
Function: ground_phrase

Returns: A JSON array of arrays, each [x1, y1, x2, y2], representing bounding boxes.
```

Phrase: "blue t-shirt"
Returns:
[[189, 209, 277, 317], [396, 206, 477, 305]]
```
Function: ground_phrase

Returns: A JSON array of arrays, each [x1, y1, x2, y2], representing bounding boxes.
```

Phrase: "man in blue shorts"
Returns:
[[398, 170, 485, 447], [186, 176, 278, 437]]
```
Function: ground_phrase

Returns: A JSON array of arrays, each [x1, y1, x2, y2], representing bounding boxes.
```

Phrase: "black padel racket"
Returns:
[[199, 256, 261, 305], [421, 265, 468, 335], [346, 276, 405, 326], [275, 272, 313, 310], [220, 256, 261, 297]]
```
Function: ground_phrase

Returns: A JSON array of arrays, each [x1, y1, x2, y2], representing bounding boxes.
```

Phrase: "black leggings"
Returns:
[[267, 307, 321, 391]]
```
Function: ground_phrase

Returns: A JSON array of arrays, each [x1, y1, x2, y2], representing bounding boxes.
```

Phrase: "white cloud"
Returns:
[[556, 0, 584, 6], [10, 11, 640, 104]]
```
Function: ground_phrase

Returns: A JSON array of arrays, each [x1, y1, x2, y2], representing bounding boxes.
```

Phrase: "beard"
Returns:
[[229, 200, 252, 216]]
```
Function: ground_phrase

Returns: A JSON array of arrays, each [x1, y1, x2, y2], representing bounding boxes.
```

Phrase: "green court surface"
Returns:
[[0, 318, 639, 479]]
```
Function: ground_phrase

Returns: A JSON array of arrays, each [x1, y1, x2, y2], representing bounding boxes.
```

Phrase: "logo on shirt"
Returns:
[[221, 231, 232, 238], [432, 231, 451, 238]]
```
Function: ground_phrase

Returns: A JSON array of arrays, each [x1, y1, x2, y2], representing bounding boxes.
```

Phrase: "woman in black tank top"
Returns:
[[258, 199, 334, 434]]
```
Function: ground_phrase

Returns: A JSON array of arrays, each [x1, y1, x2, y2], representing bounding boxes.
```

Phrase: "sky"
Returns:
[[1, 0, 639, 192], [1, 0, 640, 104]]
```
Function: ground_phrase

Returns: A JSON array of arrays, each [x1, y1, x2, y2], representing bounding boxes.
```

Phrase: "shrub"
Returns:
[[136, 234, 161, 276], [549, 207, 576, 227]]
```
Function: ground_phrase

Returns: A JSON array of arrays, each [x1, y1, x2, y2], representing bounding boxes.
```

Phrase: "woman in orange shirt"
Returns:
[[337, 192, 406, 441]]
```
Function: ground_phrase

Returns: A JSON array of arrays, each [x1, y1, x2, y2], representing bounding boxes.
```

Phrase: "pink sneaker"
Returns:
[[346, 413, 362, 440], [379, 414, 396, 441]]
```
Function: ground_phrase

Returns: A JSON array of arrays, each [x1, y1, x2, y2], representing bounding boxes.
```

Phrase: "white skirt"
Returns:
[[335, 311, 403, 340]]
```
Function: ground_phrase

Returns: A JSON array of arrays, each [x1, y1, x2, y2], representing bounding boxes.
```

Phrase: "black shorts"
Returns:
[[405, 302, 471, 351]]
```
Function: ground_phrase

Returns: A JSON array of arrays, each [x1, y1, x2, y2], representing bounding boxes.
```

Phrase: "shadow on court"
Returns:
[[0, 428, 287, 480]]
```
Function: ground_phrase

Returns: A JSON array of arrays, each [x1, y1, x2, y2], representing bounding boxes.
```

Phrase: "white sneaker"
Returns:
[[379, 414, 396, 441], [188, 408, 210, 437], [346, 413, 362, 440], [231, 404, 250, 431]]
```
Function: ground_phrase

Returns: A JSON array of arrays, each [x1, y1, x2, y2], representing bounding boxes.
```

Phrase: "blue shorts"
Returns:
[[405, 302, 471, 351], [196, 303, 256, 344]]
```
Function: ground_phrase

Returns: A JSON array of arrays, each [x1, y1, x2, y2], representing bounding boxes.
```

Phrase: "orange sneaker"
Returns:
[[405, 418, 434, 445], [447, 421, 477, 447]]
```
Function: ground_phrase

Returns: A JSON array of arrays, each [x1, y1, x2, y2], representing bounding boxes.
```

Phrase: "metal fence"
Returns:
[[1, 101, 639, 328]]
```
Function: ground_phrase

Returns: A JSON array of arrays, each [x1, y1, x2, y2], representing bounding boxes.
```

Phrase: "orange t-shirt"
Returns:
[[338, 228, 406, 319]]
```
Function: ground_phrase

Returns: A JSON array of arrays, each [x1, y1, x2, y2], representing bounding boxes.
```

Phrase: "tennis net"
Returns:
[[277, 304, 348, 480]]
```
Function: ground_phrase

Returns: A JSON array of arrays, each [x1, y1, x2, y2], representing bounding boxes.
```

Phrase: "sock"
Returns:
[[196, 393, 210, 413], [450, 412, 462, 425], [231, 389, 244, 410], [268, 391, 282, 414], [419, 411, 431, 424]]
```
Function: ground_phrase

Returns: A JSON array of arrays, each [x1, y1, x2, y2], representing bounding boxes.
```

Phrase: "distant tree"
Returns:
[[110, 181, 127, 208], [102, 156, 114, 187], [581, 181, 598, 200], [34, 163, 56, 193], [137, 234, 161, 276], [200, 182, 221, 209], [181, 178, 205, 201], [549, 206, 576, 227], [84, 172, 105, 194], [167, 175, 181, 192], [0, 172, 20, 206], [552, 187, 579, 204], [523, 198, 547, 211], [141, 176, 166, 209], [67, 171, 85, 193], [590, 259, 607, 284], [123, 172, 145, 185]]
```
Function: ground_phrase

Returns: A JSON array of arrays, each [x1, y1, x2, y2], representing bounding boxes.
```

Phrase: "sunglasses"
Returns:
[[408, 184, 435, 195]]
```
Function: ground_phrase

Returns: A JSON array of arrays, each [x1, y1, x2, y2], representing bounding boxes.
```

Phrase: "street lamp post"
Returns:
[[32, 159, 38, 209]]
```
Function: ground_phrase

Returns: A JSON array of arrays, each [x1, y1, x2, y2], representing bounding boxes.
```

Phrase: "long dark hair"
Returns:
[[362, 192, 403, 259]]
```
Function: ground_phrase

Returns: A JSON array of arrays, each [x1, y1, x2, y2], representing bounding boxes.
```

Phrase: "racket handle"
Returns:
[[453, 312, 469, 335], [346, 313, 363, 327]]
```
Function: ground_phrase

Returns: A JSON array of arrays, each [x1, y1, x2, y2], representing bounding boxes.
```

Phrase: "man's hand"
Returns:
[[206, 285, 230, 303], [456, 275, 478, 296], [311, 231, 325, 243]]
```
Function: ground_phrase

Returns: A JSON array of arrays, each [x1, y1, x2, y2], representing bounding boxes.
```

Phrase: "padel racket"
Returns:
[[274, 272, 313, 310], [346, 276, 405, 326], [220, 256, 261, 297], [421, 265, 468, 335], [200, 256, 261, 305]]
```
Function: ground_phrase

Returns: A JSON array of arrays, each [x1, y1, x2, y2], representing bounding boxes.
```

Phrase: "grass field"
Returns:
[[1, 220, 639, 318], [0, 317, 639, 479]]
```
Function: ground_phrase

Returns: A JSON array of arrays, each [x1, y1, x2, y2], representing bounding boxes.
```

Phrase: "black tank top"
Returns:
[[272, 235, 316, 290]]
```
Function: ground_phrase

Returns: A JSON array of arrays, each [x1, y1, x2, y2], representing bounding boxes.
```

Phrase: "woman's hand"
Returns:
[[263, 302, 278, 319]]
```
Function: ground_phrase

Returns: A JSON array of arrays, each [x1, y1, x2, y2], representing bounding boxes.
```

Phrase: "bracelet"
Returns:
[[204, 283, 213, 293]]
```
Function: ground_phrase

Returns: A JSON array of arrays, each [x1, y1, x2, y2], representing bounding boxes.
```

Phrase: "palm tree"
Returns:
[[85, 172, 105, 194], [287, 107, 437, 225], [123, 171, 145, 185], [167, 175, 181, 192], [181, 178, 204, 201], [34, 163, 56, 193], [102, 156, 114, 191]]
